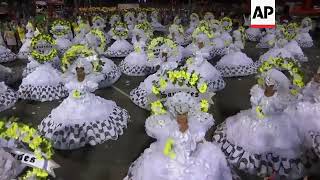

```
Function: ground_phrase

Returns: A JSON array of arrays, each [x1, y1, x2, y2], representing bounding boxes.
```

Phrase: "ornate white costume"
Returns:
[[18, 22, 34, 60], [125, 92, 235, 180], [39, 62, 129, 150]]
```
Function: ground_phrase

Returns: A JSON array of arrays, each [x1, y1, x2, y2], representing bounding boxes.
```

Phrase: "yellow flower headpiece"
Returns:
[[257, 57, 304, 95], [61, 44, 95, 72], [147, 37, 177, 60], [31, 34, 58, 63]]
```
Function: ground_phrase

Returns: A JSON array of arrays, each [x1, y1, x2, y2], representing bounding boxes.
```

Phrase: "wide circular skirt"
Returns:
[[246, 33, 260, 42], [38, 106, 129, 150], [297, 40, 313, 48], [210, 47, 227, 57], [212, 122, 318, 179], [18, 83, 68, 102], [98, 63, 121, 88], [119, 60, 148, 76], [105, 49, 133, 58], [0, 88, 18, 112], [215, 63, 257, 77]]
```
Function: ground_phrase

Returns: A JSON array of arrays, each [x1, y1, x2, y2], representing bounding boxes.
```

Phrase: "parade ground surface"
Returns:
[[1, 32, 320, 179]]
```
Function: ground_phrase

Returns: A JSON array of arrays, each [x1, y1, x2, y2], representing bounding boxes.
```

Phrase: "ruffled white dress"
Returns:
[[105, 38, 134, 58], [17, 31, 33, 60], [151, 16, 166, 32], [210, 32, 228, 57], [0, 46, 16, 63], [125, 113, 234, 180], [296, 26, 313, 48], [38, 78, 129, 150], [187, 51, 225, 91], [213, 85, 307, 178], [22, 56, 61, 77], [54, 34, 72, 56], [120, 41, 149, 76], [18, 63, 67, 102], [256, 29, 276, 49], [246, 28, 261, 42], [216, 45, 257, 77], [0, 82, 17, 112]]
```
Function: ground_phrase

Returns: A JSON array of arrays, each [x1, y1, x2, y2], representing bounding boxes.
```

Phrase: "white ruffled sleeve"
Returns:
[[189, 112, 215, 141], [145, 114, 172, 140]]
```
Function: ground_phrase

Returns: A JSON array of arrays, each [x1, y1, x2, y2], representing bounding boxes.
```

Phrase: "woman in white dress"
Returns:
[[18, 34, 67, 102], [216, 28, 257, 77], [17, 22, 34, 60], [92, 15, 111, 43], [125, 92, 237, 180], [168, 24, 187, 57], [150, 11, 166, 33], [0, 82, 17, 112], [213, 68, 310, 179], [244, 15, 262, 42], [256, 28, 276, 49], [130, 37, 184, 109], [120, 22, 152, 76], [259, 24, 307, 65], [63, 43, 121, 89], [296, 17, 313, 48], [184, 13, 200, 44], [209, 20, 228, 57], [184, 21, 214, 59], [39, 60, 129, 150], [186, 43, 225, 92], [105, 21, 134, 58], [50, 20, 73, 57], [124, 11, 136, 39], [203, 12, 215, 22], [73, 22, 91, 44]]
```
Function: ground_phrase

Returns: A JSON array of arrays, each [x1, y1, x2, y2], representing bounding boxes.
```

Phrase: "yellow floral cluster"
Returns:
[[258, 57, 304, 95], [283, 23, 298, 40], [112, 21, 129, 39], [192, 20, 214, 40], [220, 17, 232, 31], [135, 21, 153, 38], [151, 100, 167, 115], [90, 28, 107, 52], [50, 19, 71, 37], [147, 37, 177, 59], [163, 138, 176, 159], [31, 34, 58, 63], [61, 44, 95, 72], [92, 16, 105, 24], [255, 106, 265, 119], [0, 117, 53, 180], [200, 99, 209, 112]]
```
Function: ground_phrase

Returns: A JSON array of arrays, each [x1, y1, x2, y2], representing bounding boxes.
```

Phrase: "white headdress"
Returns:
[[265, 69, 290, 94], [165, 92, 198, 116]]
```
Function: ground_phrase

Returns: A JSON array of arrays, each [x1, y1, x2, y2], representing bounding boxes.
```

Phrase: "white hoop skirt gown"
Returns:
[[105, 39, 134, 58], [0, 46, 16, 63], [210, 37, 227, 57], [22, 56, 61, 77], [56, 37, 72, 56], [213, 85, 310, 179], [216, 51, 257, 77], [18, 63, 68, 102], [119, 48, 149, 76], [125, 113, 236, 180], [98, 57, 121, 88], [38, 79, 129, 150], [296, 27, 313, 48], [0, 82, 17, 112], [256, 32, 276, 49]]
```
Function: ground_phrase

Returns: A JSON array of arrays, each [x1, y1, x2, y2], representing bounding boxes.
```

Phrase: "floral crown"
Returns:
[[150, 67, 215, 115]]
